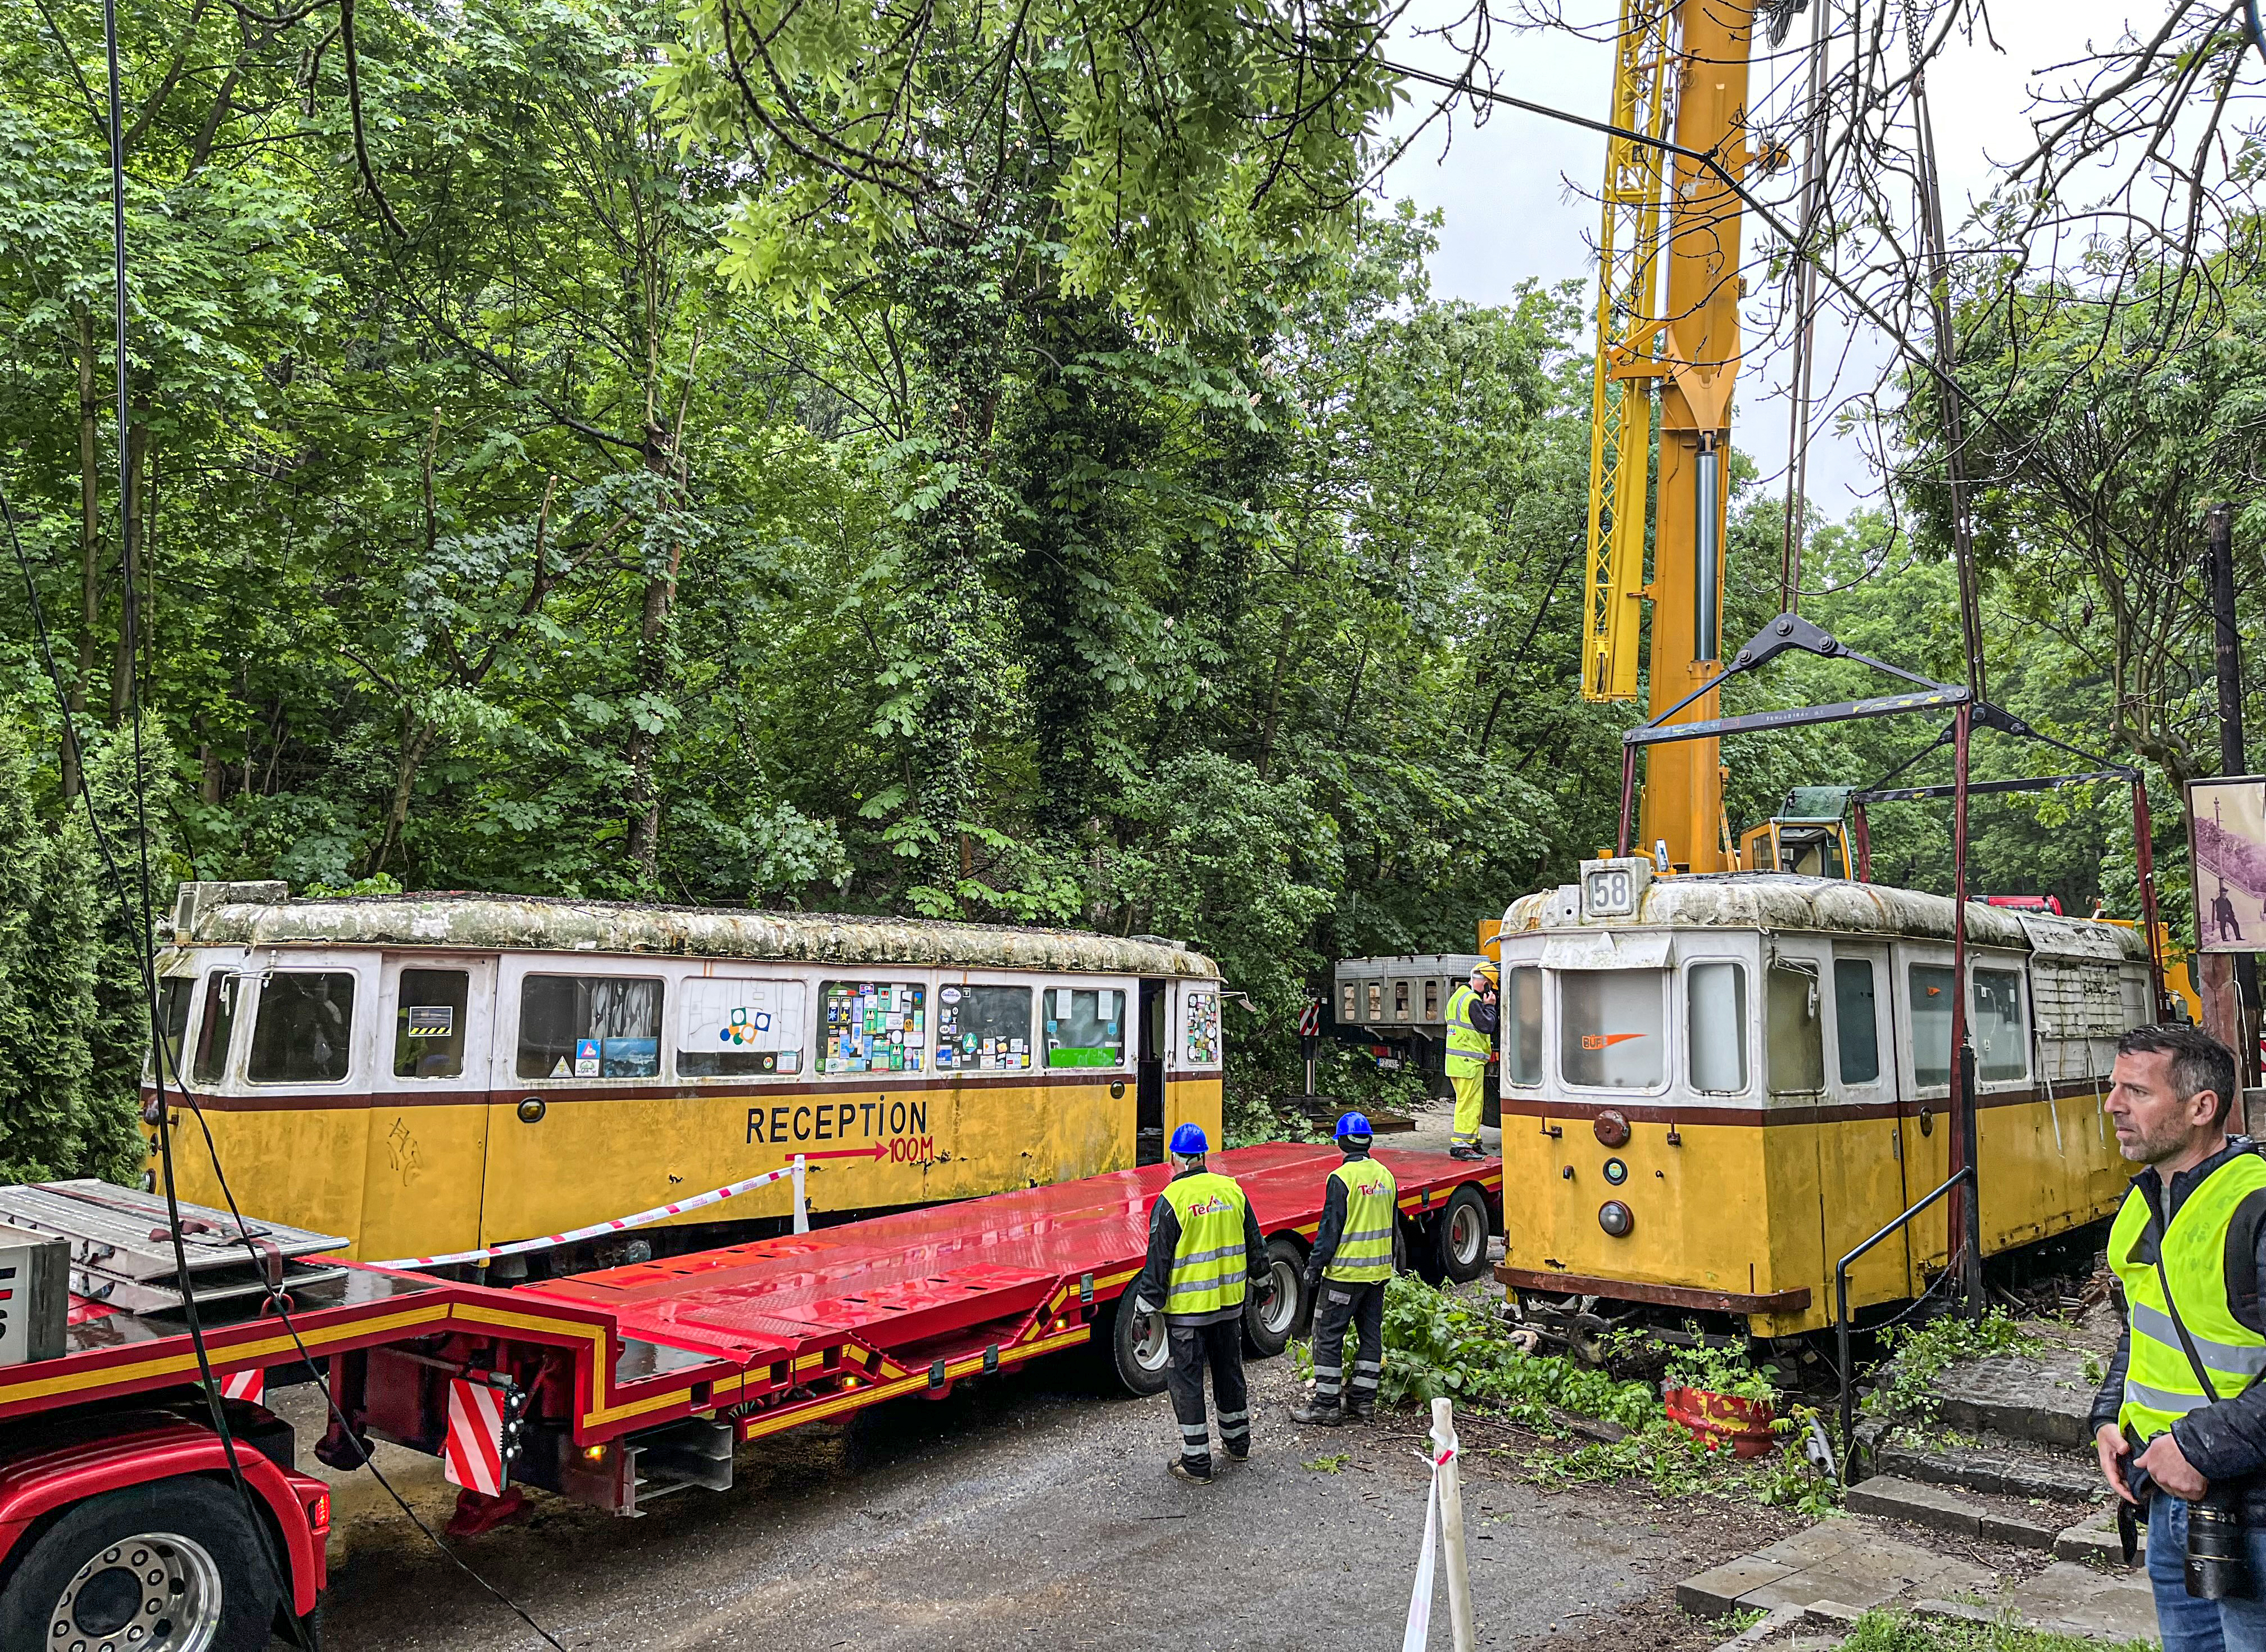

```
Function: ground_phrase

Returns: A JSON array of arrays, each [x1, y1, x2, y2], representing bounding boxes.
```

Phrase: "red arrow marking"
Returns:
[[796, 1142, 890, 1163]]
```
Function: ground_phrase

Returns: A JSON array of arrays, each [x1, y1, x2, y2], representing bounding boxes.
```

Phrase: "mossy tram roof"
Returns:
[[168, 886, 1219, 978]]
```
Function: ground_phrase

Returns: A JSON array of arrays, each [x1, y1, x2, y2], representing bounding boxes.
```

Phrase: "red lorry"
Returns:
[[0, 1145, 1499, 1650]]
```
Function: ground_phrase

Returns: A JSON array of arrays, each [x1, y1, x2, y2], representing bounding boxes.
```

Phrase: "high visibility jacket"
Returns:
[[1324, 1158, 1399, 1284], [1445, 983, 1490, 1076], [2108, 1152, 2266, 1446], [1164, 1171, 1253, 1315]]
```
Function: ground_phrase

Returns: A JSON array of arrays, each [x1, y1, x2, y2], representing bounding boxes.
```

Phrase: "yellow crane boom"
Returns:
[[1579, 0, 1674, 705]]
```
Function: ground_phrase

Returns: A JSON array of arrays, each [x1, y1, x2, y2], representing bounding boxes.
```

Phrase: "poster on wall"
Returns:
[[2188, 775, 2266, 952]]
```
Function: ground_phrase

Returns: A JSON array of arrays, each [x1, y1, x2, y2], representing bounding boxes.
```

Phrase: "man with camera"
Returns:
[[2095, 1024, 2266, 1649]]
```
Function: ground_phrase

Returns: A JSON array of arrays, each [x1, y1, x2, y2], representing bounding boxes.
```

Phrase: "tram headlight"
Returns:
[[1598, 1200, 1635, 1238]]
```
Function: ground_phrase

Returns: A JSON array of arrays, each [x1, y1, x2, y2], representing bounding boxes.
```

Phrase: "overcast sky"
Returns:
[[1372, 1, 2145, 522]]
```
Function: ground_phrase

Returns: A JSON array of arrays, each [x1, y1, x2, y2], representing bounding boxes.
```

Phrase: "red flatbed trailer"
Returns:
[[0, 1146, 1499, 1646]]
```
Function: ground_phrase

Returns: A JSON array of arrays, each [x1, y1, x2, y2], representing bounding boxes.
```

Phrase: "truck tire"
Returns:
[[1433, 1185, 1492, 1283], [1103, 1292, 1172, 1397], [1241, 1236, 1308, 1358], [0, 1476, 280, 1652]]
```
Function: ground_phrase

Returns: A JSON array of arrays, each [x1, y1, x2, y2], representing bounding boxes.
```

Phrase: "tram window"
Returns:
[[1687, 962, 1749, 1093], [1342, 982, 1358, 1021], [1394, 981, 1411, 1020], [1366, 982, 1383, 1020], [1504, 968, 1543, 1086], [1974, 968, 2029, 1081], [1834, 959, 1881, 1084], [247, 972, 357, 1084], [1909, 964, 1956, 1088], [937, 984, 1029, 1072], [1424, 980, 1441, 1020], [150, 977, 194, 1081], [1182, 990, 1222, 1065], [1766, 963, 1824, 1095], [516, 975, 661, 1079], [1045, 986, 1124, 1068], [394, 969, 470, 1079], [192, 972, 241, 1082], [1560, 970, 1665, 1089], [683, 977, 808, 1076]]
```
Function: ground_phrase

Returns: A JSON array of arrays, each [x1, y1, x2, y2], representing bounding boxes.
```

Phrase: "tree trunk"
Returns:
[[368, 716, 438, 879], [108, 416, 147, 724], [624, 421, 683, 884]]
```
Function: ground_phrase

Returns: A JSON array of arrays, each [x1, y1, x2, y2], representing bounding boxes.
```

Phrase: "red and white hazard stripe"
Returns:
[[442, 1377, 509, 1496], [372, 1156, 805, 1269], [219, 1368, 265, 1404]]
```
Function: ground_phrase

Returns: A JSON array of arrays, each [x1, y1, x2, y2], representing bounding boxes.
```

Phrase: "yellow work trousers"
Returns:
[[1449, 1069, 1484, 1148]]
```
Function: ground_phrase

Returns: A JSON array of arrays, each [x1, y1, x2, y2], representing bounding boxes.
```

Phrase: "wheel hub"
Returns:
[[49, 1531, 224, 1652], [1450, 1202, 1484, 1265]]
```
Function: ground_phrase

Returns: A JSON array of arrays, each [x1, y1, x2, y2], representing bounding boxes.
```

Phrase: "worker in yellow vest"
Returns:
[[1290, 1112, 1398, 1426], [1129, 1123, 1269, 1483], [1444, 961, 1498, 1160], [2090, 1025, 2266, 1649]]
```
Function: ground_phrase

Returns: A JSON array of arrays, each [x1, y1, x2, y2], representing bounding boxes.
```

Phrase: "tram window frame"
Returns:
[[678, 976, 809, 1078], [1684, 960, 1750, 1095], [1043, 984, 1126, 1069], [1908, 963, 1957, 1090], [1766, 961, 1826, 1097], [246, 970, 360, 1086], [1833, 957, 1883, 1086], [1557, 968, 1668, 1092], [1973, 966, 2030, 1083], [936, 983, 1031, 1073], [192, 970, 242, 1084], [393, 967, 472, 1080], [150, 975, 195, 1082], [515, 974, 664, 1081], [1503, 966, 1544, 1087]]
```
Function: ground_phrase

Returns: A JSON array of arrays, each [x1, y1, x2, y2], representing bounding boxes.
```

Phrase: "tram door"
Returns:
[[1136, 981, 1167, 1165], [1892, 941, 1957, 1289], [363, 955, 495, 1263], [1820, 943, 1910, 1308]]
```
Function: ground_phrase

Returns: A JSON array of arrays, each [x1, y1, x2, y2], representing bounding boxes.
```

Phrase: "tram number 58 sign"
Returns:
[[1579, 856, 1651, 920]]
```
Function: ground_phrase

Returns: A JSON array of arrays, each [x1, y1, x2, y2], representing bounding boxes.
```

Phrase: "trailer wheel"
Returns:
[[0, 1476, 279, 1652], [1433, 1186, 1492, 1283], [1103, 1294, 1172, 1397], [1241, 1236, 1308, 1359]]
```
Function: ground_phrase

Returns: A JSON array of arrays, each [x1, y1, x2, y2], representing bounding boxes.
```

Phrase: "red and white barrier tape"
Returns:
[[371, 1156, 807, 1269]]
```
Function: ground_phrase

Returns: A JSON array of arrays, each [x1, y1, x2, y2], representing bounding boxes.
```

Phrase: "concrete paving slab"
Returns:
[[1996, 1560, 2159, 1642], [1979, 1509, 2062, 1550], [1846, 1474, 1983, 1536], [1734, 1524, 1995, 1614], [1756, 1521, 1866, 1567], [1678, 1555, 1798, 1614], [2057, 1504, 2146, 1567], [1933, 1349, 2099, 1448]]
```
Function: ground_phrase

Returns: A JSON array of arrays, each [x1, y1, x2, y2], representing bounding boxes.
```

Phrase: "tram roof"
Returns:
[[1502, 873, 2148, 963], [165, 883, 1220, 978]]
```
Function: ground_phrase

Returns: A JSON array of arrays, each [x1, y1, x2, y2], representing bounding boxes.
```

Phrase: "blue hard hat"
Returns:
[[1169, 1123, 1209, 1156], [1335, 1111, 1374, 1141]]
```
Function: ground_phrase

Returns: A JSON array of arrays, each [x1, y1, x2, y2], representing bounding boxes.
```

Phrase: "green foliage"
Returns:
[[1839, 1608, 2152, 1652], [1661, 1338, 1778, 1406], [1867, 1311, 2046, 1424], [1302, 1452, 1352, 1473]]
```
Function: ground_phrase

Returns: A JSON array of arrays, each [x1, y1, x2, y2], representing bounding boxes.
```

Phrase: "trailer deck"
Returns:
[[3, 1146, 1500, 1482]]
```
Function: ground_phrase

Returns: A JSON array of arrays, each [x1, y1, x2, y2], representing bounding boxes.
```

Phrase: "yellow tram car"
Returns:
[[1492, 859, 2154, 1341], [146, 882, 1226, 1265]]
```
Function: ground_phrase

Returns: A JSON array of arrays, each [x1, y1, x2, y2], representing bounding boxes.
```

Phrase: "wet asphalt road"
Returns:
[[296, 1351, 1683, 1652]]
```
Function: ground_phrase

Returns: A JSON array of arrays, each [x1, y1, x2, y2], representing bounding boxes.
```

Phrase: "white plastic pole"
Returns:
[[791, 1154, 809, 1234], [1431, 1397, 1476, 1652]]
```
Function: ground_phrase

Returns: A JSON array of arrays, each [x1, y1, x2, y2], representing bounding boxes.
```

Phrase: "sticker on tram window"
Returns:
[[818, 980, 926, 1074], [406, 1005, 455, 1037], [574, 1037, 601, 1077], [1184, 992, 1221, 1064]]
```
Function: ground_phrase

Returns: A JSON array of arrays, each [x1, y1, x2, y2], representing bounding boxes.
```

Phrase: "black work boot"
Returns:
[[1288, 1397, 1345, 1426], [1342, 1399, 1375, 1423], [1169, 1456, 1214, 1485]]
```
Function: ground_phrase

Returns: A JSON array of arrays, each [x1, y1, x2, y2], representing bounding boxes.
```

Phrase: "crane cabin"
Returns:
[[1493, 860, 2152, 1343], [146, 883, 1226, 1268]]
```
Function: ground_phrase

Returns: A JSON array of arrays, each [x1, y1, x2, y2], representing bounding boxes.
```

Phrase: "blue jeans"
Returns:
[[2150, 1495, 2266, 1651]]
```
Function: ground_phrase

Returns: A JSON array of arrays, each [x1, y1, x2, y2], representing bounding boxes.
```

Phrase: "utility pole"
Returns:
[[2204, 503, 2260, 1087]]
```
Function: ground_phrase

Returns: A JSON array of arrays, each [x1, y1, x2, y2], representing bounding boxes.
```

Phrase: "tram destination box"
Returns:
[[0, 1219, 66, 1367]]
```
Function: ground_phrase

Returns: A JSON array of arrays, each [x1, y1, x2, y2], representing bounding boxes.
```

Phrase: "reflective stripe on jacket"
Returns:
[[1444, 983, 1489, 1076], [2109, 1151, 2266, 1446], [1165, 1171, 1252, 1314], [1324, 1158, 1398, 1283]]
